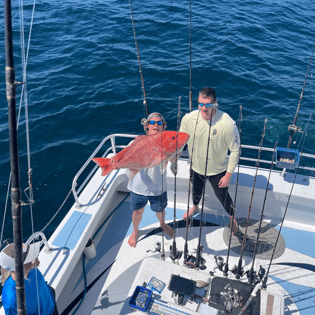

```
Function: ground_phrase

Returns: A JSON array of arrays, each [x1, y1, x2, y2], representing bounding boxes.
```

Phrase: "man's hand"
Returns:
[[218, 172, 233, 188]]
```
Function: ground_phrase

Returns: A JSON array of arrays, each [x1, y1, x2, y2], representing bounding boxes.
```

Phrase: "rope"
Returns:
[[41, 188, 73, 233]]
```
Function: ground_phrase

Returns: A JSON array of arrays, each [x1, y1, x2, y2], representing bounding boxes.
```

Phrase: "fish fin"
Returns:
[[92, 158, 113, 176]]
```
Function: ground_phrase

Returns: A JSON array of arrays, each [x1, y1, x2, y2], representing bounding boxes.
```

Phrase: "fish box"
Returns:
[[276, 147, 300, 169], [129, 286, 153, 312]]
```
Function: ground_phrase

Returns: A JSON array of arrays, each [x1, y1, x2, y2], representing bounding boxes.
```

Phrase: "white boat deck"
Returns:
[[2, 152, 313, 315], [37, 157, 315, 315]]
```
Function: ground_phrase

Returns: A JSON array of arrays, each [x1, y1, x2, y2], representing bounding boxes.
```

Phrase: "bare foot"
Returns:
[[163, 224, 174, 238], [128, 230, 138, 247], [230, 218, 239, 235], [183, 207, 197, 221]]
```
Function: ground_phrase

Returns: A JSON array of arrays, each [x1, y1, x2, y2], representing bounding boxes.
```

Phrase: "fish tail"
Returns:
[[92, 158, 113, 176]]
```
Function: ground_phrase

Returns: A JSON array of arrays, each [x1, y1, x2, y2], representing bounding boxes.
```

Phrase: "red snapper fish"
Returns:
[[92, 131, 189, 178]]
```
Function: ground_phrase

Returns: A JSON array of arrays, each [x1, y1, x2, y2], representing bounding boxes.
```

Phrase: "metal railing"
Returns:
[[72, 134, 315, 207], [72, 134, 137, 207]]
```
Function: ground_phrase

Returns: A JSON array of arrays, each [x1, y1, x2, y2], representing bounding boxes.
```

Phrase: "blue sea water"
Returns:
[[0, 0, 314, 241]]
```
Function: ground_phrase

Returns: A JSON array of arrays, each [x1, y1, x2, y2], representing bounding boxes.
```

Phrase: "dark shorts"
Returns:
[[191, 169, 234, 216], [130, 191, 167, 213]]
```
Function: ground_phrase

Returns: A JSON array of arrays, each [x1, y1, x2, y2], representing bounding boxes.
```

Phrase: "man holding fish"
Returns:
[[127, 113, 174, 247], [93, 112, 190, 247], [180, 87, 240, 234]]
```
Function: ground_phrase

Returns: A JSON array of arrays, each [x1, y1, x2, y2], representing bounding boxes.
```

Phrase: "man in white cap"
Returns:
[[0, 242, 58, 315]]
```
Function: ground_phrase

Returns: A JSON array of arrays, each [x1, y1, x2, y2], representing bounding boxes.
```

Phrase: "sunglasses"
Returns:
[[149, 120, 163, 126], [198, 102, 217, 108]]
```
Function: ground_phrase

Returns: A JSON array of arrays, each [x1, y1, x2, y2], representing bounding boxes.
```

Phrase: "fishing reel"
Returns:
[[146, 242, 161, 253], [185, 254, 207, 270], [169, 245, 183, 262], [245, 266, 266, 285], [230, 264, 244, 278], [210, 255, 225, 276]]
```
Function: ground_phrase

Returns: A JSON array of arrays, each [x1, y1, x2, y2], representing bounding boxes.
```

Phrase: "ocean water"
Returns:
[[0, 0, 314, 242]]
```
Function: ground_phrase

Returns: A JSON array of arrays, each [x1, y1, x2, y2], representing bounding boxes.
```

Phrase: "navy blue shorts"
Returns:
[[130, 191, 167, 213]]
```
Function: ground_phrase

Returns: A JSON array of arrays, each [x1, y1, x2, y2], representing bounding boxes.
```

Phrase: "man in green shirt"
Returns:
[[180, 87, 240, 234]]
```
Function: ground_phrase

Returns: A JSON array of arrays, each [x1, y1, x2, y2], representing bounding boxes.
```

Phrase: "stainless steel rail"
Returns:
[[71, 134, 315, 207]]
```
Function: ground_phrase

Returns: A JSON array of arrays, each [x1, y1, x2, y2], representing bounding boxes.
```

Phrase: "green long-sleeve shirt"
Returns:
[[180, 109, 240, 176]]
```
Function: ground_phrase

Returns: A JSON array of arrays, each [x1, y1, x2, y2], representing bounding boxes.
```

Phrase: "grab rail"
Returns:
[[72, 133, 137, 207], [72, 134, 315, 208]]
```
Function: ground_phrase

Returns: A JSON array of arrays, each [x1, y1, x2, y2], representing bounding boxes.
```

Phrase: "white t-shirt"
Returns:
[[127, 163, 167, 196]]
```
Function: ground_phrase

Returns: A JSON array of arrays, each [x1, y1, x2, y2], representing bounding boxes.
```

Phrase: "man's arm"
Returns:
[[226, 124, 240, 174]]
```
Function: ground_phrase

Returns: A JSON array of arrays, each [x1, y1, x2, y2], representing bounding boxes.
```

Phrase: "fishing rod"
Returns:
[[170, 96, 183, 261], [128, 0, 149, 117], [262, 115, 312, 289], [195, 116, 213, 269], [247, 141, 278, 284], [4, 0, 27, 313], [183, 111, 200, 261], [235, 119, 268, 280], [287, 44, 315, 149], [223, 105, 243, 277], [189, 0, 192, 112], [159, 128, 165, 261]]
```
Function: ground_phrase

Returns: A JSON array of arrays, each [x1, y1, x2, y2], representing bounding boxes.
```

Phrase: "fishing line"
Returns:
[[170, 96, 183, 261], [262, 114, 312, 289], [183, 111, 200, 261], [223, 105, 243, 276], [189, 0, 192, 112], [195, 115, 213, 269], [247, 141, 277, 284], [287, 44, 315, 149], [128, 0, 149, 117], [235, 119, 268, 280]]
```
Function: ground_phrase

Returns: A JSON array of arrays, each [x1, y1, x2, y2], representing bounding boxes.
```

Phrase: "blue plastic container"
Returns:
[[276, 147, 300, 170], [129, 286, 153, 312]]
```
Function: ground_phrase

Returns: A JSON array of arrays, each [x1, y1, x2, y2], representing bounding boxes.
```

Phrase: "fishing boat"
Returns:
[[1, 1, 315, 315]]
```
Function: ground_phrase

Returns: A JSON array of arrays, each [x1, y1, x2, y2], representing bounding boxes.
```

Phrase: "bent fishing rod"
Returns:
[[223, 105, 243, 276], [195, 115, 213, 269], [235, 118, 268, 280], [170, 96, 183, 261], [247, 141, 277, 284], [128, 0, 149, 117], [183, 111, 200, 261], [262, 115, 312, 289], [287, 44, 315, 149]]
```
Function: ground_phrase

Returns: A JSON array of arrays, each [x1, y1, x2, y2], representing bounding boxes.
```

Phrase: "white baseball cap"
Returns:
[[0, 242, 41, 271]]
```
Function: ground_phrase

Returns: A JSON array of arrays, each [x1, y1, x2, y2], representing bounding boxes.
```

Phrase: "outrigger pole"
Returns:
[[4, 0, 27, 313], [287, 44, 315, 149], [223, 105, 243, 276], [189, 0, 192, 112], [262, 115, 312, 289], [235, 119, 268, 280], [170, 96, 183, 261], [247, 141, 277, 284], [128, 0, 149, 117]]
